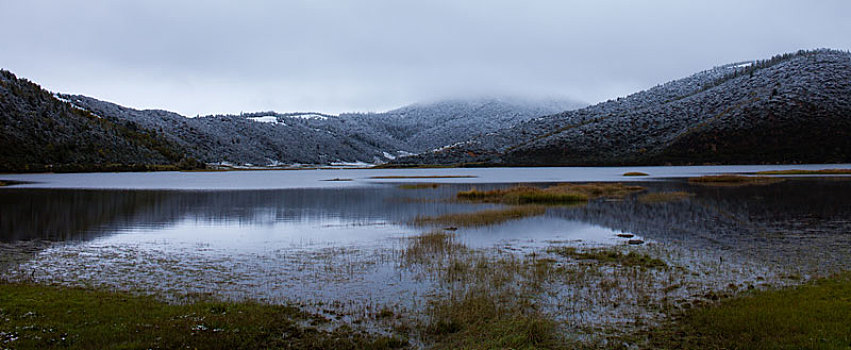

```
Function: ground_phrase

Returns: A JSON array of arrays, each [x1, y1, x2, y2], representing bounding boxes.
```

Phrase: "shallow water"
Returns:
[[2, 163, 849, 190], [1, 167, 850, 336]]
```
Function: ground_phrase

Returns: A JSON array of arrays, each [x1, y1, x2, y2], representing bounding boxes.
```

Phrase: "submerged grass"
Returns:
[[688, 174, 783, 186], [0, 282, 407, 350], [646, 271, 851, 349], [397, 183, 441, 190], [755, 168, 851, 175], [548, 246, 667, 269], [402, 230, 466, 265], [637, 191, 694, 203], [457, 183, 644, 205], [413, 206, 547, 227], [622, 172, 649, 176]]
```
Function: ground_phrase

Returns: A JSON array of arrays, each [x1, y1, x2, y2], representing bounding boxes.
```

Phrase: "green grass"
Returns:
[[688, 174, 784, 186], [425, 294, 567, 350], [622, 172, 649, 176], [413, 206, 547, 227], [0, 283, 407, 350], [457, 183, 644, 205], [647, 272, 851, 349], [397, 183, 441, 190], [637, 191, 694, 203], [755, 168, 851, 175], [548, 247, 666, 269]]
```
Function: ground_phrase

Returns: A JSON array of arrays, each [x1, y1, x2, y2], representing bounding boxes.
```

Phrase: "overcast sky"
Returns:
[[1, 0, 850, 116]]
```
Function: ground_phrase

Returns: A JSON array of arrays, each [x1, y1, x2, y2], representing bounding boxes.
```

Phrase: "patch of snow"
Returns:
[[247, 116, 281, 124], [382, 152, 396, 160], [285, 114, 328, 120], [328, 161, 374, 168], [728, 62, 753, 69], [53, 93, 101, 118]]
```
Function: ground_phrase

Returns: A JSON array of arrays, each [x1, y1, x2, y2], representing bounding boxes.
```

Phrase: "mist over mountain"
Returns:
[[397, 49, 851, 166], [1, 73, 583, 170]]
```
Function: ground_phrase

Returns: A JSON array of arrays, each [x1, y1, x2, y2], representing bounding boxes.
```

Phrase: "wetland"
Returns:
[[1, 165, 850, 349]]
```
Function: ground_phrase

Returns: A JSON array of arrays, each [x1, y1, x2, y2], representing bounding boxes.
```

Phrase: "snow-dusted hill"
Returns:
[[64, 96, 583, 166], [397, 49, 851, 166]]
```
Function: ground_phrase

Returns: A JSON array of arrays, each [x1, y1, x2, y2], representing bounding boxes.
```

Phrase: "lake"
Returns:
[[2, 165, 850, 337]]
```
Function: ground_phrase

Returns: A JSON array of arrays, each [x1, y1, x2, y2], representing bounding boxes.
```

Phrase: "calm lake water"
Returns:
[[2, 165, 850, 331]]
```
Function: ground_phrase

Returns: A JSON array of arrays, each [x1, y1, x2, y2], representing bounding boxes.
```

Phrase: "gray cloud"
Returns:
[[2, 0, 849, 115]]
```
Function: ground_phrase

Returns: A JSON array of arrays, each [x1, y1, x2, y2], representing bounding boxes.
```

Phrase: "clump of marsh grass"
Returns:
[[412, 206, 547, 228], [457, 183, 644, 205], [688, 174, 783, 186], [547, 246, 667, 269], [637, 191, 695, 203], [402, 230, 466, 266], [623, 171, 649, 176], [397, 183, 441, 190]]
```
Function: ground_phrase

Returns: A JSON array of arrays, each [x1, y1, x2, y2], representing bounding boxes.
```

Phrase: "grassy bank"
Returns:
[[755, 168, 851, 175], [0, 283, 406, 350], [646, 272, 851, 349]]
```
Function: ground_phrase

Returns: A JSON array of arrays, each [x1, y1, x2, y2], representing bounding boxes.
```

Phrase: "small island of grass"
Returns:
[[623, 171, 649, 176], [370, 175, 477, 179], [457, 183, 644, 205], [688, 174, 783, 186]]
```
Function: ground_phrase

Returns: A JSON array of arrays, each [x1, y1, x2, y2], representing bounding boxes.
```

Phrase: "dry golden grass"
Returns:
[[413, 206, 547, 227], [637, 191, 695, 203], [688, 174, 783, 186], [457, 183, 644, 205], [397, 183, 441, 190]]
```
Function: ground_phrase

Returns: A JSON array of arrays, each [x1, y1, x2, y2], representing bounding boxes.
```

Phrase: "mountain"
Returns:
[[396, 49, 851, 166], [65, 96, 584, 166], [0, 70, 197, 172]]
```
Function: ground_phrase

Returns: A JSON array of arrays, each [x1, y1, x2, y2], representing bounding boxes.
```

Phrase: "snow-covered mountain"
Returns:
[[397, 49, 851, 166], [46, 95, 584, 167]]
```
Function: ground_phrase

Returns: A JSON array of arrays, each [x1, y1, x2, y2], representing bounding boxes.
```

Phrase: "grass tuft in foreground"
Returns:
[[755, 168, 851, 175], [548, 246, 667, 269], [425, 293, 566, 350], [0, 283, 407, 350], [457, 183, 644, 205], [688, 174, 784, 186], [413, 206, 547, 227], [637, 191, 695, 203], [646, 272, 851, 349]]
